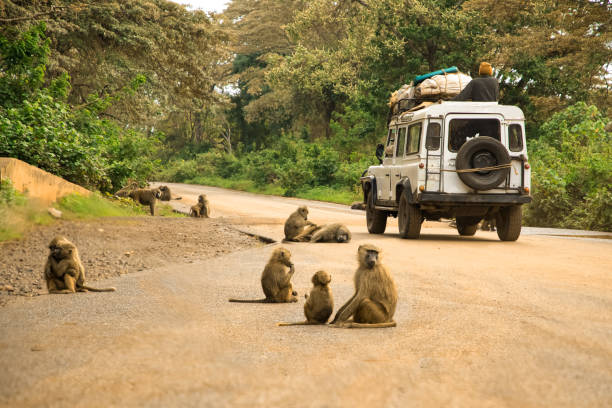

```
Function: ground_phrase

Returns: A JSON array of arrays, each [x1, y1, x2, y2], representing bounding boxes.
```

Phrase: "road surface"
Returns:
[[1, 183, 611, 407]]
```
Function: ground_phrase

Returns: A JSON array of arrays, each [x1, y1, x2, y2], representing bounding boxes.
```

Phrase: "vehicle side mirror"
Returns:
[[375, 143, 384, 164]]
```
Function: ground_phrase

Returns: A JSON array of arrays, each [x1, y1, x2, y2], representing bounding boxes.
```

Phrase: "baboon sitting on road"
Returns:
[[310, 223, 351, 243], [229, 247, 298, 303], [129, 188, 161, 216], [190, 194, 210, 218], [278, 270, 333, 326], [284, 206, 318, 242], [44, 236, 116, 294], [331, 244, 397, 328]]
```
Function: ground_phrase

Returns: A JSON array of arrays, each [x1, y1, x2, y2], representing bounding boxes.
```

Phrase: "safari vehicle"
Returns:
[[361, 101, 532, 241]]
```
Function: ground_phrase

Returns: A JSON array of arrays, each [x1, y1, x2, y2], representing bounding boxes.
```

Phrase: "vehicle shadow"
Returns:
[[351, 231, 501, 243]]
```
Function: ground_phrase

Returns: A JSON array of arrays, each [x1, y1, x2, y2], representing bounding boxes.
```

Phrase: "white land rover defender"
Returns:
[[361, 101, 532, 241]]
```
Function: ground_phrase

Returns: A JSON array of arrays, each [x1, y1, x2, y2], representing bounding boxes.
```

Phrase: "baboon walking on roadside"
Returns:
[[331, 244, 397, 328], [128, 188, 161, 216], [284, 206, 317, 242], [278, 270, 334, 326], [190, 194, 210, 218], [229, 247, 298, 303], [44, 236, 116, 294]]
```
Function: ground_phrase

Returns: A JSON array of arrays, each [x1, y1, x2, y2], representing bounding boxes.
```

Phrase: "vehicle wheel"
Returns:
[[366, 190, 387, 234], [456, 136, 510, 190], [496, 206, 522, 241], [456, 216, 479, 236], [398, 194, 422, 239]]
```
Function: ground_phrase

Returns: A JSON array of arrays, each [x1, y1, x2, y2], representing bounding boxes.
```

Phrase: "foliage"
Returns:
[[0, 24, 159, 191], [525, 103, 611, 231]]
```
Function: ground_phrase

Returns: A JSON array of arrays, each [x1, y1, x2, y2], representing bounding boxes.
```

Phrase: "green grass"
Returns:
[[183, 176, 360, 205], [57, 192, 145, 219]]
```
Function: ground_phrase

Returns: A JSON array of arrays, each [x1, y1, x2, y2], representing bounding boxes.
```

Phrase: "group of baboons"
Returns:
[[114, 181, 210, 218], [230, 205, 397, 328], [43, 202, 397, 328]]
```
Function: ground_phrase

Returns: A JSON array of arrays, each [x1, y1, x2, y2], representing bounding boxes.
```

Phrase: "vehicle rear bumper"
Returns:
[[418, 193, 532, 205]]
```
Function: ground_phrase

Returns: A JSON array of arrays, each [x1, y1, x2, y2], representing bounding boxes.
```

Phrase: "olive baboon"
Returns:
[[114, 179, 139, 198], [158, 185, 172, 201], [190, 194, 210, 218], [229, 247, 298, 303], [284, 206, 317, 242], [350, 202, 366, 211], [310, 223, 351, 243], [278, 270, 333, 326], [331, 244, 397, 328], [44, 236, 116, 294], [128, 188, 161, 216]]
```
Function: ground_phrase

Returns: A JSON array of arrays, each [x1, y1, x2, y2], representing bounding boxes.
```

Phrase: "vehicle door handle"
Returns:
[[384, 174, 390, 177], [395, 174, 400, 177]]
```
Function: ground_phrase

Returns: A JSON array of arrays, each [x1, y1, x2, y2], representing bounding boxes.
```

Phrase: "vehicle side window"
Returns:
[[385, 128, 396, 158], [406, 123, 422, 155], [509, 124, 523, 152], [396, 127, 407, 157], [425, 123, 441, 150]]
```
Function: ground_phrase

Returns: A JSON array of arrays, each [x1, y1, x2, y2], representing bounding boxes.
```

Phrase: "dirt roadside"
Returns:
[[0, 217, 263, 306]]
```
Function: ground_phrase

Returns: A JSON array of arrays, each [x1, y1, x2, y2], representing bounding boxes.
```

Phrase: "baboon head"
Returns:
[[312, 270, 331, 286], [298, 206, 308, 219], [270, 247, 292, 266], [198, 194, 207, 204], [48, 236, 75, 261], [336, 226, 351, 243], [358, 244, 381, 269]]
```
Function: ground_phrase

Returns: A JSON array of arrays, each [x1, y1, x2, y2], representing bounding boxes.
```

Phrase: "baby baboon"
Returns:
[[350, 202, 366, 211], [229, 247, 298, 303], [129, 188, 161, 216], [189, 194, 210, 218], [310, 223, 351, 243], [114, 179, 139, 198], [44, 236, 116, 294], [284, 206, 317, 242], [278, 270, 333, 326], [331, 244, 397, 328]]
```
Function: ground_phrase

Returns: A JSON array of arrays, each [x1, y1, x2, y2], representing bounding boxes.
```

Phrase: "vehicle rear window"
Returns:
[[449, 119, 501, 152], [396, 127, 407, 157], [426, 123, 441, 150], [407, 122, 422, 155], [509, 124, 523, 152]]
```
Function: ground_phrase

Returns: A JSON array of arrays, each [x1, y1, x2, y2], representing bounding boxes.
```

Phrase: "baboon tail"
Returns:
[[228, 298, 271, 303], [81, 285, 116, 292], [332, 321, 396, 329], [277, 321, 311, 326], [173, 197, 182, 200]]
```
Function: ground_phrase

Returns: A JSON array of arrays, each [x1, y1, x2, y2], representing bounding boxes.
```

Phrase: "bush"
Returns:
[[525, 102, 611, 231]]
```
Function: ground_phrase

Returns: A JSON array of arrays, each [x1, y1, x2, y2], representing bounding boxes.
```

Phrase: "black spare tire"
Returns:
[[455, 136, 510, 190]]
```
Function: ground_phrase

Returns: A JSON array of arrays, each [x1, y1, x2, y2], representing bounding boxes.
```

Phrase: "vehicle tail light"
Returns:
[[419, 163, 425, 169], [524, 163, 530, 169], [419, 185, 425, 192], [524, 187, 530, 193]]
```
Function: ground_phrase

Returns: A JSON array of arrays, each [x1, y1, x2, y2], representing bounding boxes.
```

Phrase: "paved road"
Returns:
[[1, 183, 611, 407]]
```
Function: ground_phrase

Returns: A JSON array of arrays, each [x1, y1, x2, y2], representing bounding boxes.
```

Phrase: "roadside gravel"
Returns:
[[0, 217, 262, 306]]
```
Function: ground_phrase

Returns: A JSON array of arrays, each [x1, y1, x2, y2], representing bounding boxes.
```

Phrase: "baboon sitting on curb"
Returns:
[[190, 194, 210, 218], [44, 236, 116, 294], [330, 244, 397, 328], [310, 223, 351, 243], [283, 206, 318, 242], [128, 188, 161, 216], [229, 247, 298, 303], [278, 270, 333, 326]]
